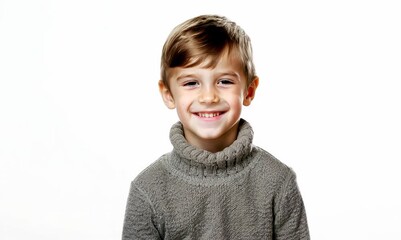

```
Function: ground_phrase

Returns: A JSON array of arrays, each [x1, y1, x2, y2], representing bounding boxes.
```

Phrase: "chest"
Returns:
[[155, 179, 275, 239]]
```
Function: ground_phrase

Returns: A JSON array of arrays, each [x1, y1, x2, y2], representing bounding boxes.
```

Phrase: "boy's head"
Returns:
[[158, 14, 259, 152], [160, 14, 256, 89]]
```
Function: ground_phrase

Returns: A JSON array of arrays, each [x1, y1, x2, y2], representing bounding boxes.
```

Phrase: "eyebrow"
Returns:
[[176, 71, 240, 81], [176, 74, 197, 81], [216, 71, 240, 79]]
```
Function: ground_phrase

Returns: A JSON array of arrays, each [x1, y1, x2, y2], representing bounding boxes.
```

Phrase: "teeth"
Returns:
[[198, 112, 220, 118]]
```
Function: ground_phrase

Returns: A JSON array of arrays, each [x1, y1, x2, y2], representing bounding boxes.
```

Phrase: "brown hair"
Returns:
[[160, 15, 256, 88]]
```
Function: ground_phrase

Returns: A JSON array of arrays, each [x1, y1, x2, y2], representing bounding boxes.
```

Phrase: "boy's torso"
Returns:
[[134, 148, 288, 240]]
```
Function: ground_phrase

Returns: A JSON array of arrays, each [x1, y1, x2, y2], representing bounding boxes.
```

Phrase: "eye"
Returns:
[[183, 81, 199, 88], [218, 79, 234, 85]]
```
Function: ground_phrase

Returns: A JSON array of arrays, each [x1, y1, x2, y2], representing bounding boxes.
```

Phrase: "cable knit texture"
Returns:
[[123, 119, 310, 239]]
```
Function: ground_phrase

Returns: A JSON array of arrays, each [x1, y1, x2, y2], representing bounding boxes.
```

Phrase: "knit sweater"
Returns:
[[122, 119, 310, 240]]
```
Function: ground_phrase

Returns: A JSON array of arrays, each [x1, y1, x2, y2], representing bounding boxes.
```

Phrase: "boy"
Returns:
[[123, 14, 310, 239]]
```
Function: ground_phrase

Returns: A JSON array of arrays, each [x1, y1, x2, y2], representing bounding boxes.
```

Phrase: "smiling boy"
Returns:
[[122, 15, 310, 239], [159, 48, 257, 153]]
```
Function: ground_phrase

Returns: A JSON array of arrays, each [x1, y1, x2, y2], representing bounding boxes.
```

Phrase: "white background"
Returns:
[[1, 0, 400, 239]]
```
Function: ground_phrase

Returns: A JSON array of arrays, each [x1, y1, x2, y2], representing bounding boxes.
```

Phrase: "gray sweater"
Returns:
[[123, 119, 310, 239]]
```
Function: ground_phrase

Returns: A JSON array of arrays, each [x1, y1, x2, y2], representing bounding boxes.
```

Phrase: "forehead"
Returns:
[[169, 50, 245, 79]]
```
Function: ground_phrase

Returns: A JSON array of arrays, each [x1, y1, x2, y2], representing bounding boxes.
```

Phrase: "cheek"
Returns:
[[228, 89, 245, 104], [174, 94, 193, 109], [225, 94, 244, 109]]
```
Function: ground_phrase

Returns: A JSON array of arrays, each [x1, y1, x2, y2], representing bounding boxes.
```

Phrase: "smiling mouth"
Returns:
[[196, 112, 223, 118]]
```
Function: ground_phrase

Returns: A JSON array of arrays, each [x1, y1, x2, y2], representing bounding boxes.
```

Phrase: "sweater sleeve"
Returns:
[[274, 169, 310, 240], [122, 182, 162, 240]]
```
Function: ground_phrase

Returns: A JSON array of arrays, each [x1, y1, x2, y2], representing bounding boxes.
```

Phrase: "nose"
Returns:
[[198, 86, 219, 104]]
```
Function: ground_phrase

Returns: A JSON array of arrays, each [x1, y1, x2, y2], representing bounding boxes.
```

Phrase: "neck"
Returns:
[[168, 119, 255, 178]]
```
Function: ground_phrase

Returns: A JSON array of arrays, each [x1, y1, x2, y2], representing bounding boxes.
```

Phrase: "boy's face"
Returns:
[[159, 51, 258, 152]]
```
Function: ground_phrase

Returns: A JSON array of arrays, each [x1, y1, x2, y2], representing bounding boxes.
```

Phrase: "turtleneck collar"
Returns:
[[167, 119, 256, 178]]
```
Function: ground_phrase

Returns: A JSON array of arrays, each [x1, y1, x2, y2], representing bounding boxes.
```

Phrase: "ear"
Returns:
[[158, 80, 176, 109], [243, 77, 259, 106]]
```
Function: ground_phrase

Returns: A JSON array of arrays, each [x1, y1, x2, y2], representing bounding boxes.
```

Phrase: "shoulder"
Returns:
[[131, 153, 170, 191], [254, 146, 293, 173], [252, 145, 297, 186]]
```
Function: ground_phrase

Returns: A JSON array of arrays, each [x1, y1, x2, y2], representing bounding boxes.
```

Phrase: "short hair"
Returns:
[[160, 15, 256, 88]]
